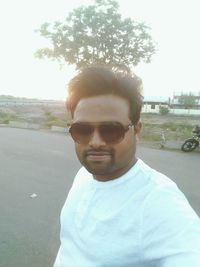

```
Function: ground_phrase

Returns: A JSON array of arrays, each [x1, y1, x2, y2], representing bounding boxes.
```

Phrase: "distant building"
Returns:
[[170, 92, 200, 115], [171, 92, 200, 106], [142, 93, 200, 115], [142, 96, 170, 113]]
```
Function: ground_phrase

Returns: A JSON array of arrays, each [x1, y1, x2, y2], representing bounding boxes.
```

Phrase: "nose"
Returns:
[[88, 129, 106, 148]]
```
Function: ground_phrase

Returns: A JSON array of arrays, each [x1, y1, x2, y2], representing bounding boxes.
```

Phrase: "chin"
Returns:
[[84, 164, 111, 176]]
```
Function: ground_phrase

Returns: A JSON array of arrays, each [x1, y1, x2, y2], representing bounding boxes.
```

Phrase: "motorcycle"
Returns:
[[181, 125, 200, 152]]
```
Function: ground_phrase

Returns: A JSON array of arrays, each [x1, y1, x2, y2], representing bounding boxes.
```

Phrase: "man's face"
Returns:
[[72, 94, 141, 181]]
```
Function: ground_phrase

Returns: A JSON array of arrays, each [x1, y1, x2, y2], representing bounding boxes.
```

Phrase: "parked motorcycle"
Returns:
[[181, 125, 200, 152]]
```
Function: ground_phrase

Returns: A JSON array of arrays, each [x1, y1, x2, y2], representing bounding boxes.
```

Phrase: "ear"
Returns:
[[134, 121, 142, 140]]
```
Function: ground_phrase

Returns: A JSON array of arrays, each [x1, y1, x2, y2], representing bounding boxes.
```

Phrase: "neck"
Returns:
[[94, 157, 138, 182]]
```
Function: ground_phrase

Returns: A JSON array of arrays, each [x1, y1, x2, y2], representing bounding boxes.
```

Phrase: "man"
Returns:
[[54, 66, 200, 267]]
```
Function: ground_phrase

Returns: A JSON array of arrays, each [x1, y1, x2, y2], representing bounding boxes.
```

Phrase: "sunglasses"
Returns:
[[69, 121, 134, 144]]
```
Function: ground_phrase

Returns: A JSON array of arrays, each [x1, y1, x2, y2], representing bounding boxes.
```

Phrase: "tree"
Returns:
[[178, 93, 197, 109], [35, 0, 156, 70]]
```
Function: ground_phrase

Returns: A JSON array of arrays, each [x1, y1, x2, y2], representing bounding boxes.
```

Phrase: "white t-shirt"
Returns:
[[54, 159, 200, 267]]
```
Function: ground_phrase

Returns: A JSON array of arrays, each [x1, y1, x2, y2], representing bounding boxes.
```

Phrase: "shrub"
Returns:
[[159, 106, 170, 115]]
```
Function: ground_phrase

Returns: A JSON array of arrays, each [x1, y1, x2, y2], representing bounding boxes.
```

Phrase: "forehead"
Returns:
[[73, 94, 130, 123]]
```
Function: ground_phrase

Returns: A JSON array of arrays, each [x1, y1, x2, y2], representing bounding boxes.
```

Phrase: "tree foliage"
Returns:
[[178, 93, 197, 109], [35, 0, 156, 69]]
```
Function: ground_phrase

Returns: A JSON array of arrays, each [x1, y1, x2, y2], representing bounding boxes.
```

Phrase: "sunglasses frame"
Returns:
[[69, 121, 134, 144]]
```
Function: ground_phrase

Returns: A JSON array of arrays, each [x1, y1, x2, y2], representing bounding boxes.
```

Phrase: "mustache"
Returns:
[[83, 149, 114, 157]]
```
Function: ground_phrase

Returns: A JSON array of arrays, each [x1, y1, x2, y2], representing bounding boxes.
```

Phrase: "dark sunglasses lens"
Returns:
[[70, 123, 93, 144], [100, 123, 124, 143]]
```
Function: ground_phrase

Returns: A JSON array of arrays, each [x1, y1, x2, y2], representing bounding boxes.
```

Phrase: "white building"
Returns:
[[142, 93, 200, 115], [142, 96, 170, 113], [170, 92, 200, 115]]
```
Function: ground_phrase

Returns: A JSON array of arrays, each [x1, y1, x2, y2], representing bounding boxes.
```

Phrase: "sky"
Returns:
[[0, 0, 200, 100]]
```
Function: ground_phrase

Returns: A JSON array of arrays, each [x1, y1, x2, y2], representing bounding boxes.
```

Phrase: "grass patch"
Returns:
[[0, 111, 18, 124], [42, 111, 70, 128], [140, 121, 195, 142]]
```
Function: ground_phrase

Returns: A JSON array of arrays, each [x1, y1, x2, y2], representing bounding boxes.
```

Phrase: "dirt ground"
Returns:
[[141, 113, 199, 141], [0, 104, 199, 150]]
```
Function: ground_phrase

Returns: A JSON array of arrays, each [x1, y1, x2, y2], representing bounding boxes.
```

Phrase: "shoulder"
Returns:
[[135, 159, 177, 193], [140, 166, 200, 245], [139, 166, 200, 264], [136, 159, 200, 231]]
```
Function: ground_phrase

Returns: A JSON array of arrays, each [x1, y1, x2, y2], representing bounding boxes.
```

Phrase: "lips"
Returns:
[[86, 151, 111, 156], [86, 150, 112, 161]]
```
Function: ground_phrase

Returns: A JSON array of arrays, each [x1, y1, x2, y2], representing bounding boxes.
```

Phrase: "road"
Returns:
[[0, 127, 199, 267]]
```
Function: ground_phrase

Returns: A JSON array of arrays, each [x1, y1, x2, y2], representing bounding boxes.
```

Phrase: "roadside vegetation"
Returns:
[[0, 105, 199, 146], [140, 113, 198, 144], [0, 104, 71, 128], [0, 110, 19, 124]]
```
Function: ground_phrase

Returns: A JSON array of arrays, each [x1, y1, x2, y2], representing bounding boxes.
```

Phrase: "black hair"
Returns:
[[66, 65, 143, 124]]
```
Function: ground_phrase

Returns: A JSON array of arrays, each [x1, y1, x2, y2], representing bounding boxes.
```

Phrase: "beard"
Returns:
[[78, 148, 115, 177]]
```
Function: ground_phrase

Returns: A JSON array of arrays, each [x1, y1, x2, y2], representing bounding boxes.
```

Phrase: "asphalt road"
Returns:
[[0, 128, 199, 267]]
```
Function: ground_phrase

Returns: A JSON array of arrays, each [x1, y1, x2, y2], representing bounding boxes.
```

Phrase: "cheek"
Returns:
[[75, 144, 84, 159], [114, 135, 136, 160]]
